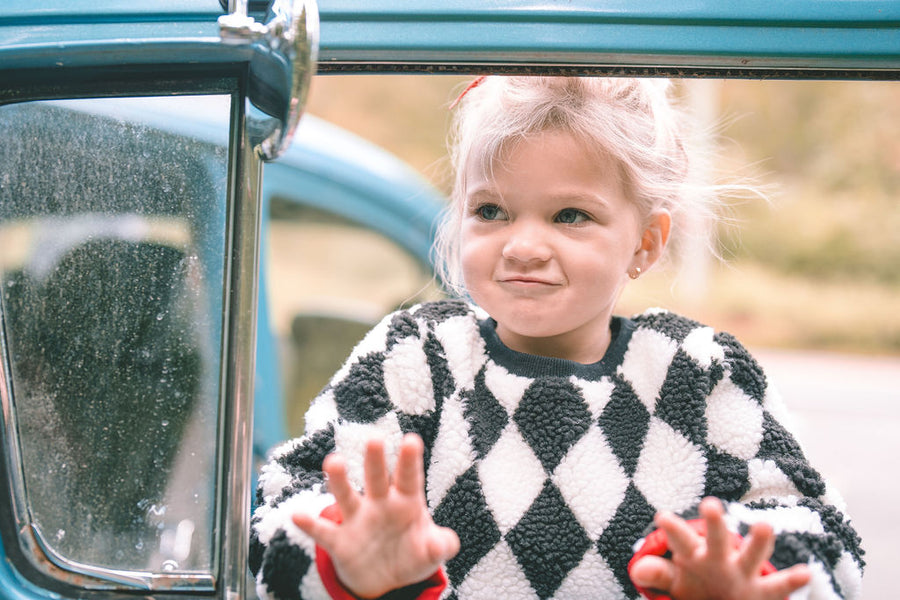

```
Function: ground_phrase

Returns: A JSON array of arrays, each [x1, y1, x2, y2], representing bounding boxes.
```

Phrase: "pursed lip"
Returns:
[[497, 275, 560, 286]]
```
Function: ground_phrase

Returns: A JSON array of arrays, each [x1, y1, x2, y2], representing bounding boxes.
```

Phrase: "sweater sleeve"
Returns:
[[249, 305, 450, 600], [629, 323, 865, 600]]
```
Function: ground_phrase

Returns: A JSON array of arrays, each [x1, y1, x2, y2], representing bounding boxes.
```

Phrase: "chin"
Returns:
[[497, 313, 567, 340]]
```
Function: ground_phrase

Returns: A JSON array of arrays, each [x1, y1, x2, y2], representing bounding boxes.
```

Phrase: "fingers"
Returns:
[[323, 453, 361, 517], [737, 521, 775, 575], [364, 438, 391, 498], [759, 564, 812, 598], [394, 434, 425, 496], [699, 497, 730, 560], [330, 434, 427, 503], [655, 511, 701, 558]]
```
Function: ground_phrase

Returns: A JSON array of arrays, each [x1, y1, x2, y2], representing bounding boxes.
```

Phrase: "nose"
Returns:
[[501, 220, 552, 264]]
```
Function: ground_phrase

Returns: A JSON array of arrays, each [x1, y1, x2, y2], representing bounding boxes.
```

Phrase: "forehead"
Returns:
[[463, 129, 632, 216], [465, 129, 620, 189]]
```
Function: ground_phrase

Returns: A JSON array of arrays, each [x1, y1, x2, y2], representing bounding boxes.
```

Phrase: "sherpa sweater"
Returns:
[[250, 300, 864, 600]]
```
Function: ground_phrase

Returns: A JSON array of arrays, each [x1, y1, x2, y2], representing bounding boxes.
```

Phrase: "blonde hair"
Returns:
[[434, 76, 716, 295]]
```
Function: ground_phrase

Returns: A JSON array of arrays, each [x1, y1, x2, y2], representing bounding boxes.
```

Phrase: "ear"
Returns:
[[631, 209, 671, 275]]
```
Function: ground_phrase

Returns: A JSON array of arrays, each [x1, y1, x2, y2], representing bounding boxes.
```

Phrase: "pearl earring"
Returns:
[[629, 267, 642, 280]]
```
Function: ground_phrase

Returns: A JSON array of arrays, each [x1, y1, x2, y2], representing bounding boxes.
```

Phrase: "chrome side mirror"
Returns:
[[220, 0, 319, 160]]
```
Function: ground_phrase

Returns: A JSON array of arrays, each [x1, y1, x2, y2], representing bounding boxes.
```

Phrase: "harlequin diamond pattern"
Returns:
[[252, 303, 860, 600], [429, 325, 721, 599], [433, 465, 502, 586], [505, 481, 592, 599]]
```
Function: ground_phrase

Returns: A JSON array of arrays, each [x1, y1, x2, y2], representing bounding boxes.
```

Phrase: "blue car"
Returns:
[[0, 2, 897, 599]]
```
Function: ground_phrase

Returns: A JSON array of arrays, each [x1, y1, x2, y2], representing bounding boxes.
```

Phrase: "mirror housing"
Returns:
[[220, 0, 319, 160]]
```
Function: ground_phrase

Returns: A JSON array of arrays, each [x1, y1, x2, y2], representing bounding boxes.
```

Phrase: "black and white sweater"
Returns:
[[250, 300, 864, 600]]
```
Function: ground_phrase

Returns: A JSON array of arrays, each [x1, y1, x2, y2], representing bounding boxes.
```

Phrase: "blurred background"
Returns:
[[298, 75, 899, 353], [267, 75, 899, 598]]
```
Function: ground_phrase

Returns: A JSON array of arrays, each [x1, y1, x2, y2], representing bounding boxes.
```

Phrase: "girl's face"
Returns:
[[460, 129, 668, 364]]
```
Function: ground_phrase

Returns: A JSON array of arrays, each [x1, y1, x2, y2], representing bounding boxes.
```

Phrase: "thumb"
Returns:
[[629, 555, 675, 592], [426, 526, 460, 563], [292, 512, 339, 553]]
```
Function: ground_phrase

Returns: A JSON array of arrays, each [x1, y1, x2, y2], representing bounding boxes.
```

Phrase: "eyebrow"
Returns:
[[466, 188, 614, 215], [465, 188, 502, 205], [547, 191, 611, 207]]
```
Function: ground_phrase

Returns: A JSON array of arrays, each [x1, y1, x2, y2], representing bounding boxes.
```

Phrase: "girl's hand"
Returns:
[[292, 434, 460, 599], [629, 497, 811, 600]]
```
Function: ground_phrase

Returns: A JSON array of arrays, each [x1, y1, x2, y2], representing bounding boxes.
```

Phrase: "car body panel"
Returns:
[[0, 1, 226, 72], [4, 2, 899, 77], [315, 1, 900, 72]]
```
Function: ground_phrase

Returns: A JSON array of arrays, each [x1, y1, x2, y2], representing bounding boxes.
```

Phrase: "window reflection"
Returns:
[[0, 96, 229, 579]]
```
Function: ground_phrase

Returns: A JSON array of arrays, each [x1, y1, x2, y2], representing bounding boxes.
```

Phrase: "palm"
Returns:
[[292, 435, 459, 599]]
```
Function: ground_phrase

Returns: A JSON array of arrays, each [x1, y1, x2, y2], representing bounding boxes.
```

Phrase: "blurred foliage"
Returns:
[[715, 80, 900, 285], [305, 75, 899, 352]]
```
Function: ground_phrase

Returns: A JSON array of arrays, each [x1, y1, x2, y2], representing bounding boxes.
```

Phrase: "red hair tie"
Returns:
[[449, 75, 487, 110]]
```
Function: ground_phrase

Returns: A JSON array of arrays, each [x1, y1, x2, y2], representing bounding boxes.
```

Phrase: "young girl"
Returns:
[[250, 77, 864, 600]]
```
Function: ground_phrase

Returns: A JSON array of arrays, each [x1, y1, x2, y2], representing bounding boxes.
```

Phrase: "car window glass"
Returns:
[[0, 95, 229, 579], [267, 202, 442, 437]]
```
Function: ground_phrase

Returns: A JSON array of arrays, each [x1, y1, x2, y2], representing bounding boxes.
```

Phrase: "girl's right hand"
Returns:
[[292, 434, 460, 599]]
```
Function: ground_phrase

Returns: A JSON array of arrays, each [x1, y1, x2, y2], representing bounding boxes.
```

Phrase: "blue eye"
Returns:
[[556, 208, 588, 224], [476, 204, 507, 221]]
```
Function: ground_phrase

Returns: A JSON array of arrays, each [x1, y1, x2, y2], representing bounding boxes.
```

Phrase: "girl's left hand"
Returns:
[[629, 497, 812, 600]]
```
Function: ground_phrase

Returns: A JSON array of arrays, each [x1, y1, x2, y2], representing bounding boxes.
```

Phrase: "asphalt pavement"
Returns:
[[752, 348, 900, 600]]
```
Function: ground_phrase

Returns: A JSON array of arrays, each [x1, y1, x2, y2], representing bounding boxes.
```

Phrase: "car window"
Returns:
[[267, 202, 443, 437], [0, 96, 229, 585], [299, 74, 899, 598]]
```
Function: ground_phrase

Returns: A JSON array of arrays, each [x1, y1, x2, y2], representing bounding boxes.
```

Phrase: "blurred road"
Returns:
[[753, 348, 900, 600]]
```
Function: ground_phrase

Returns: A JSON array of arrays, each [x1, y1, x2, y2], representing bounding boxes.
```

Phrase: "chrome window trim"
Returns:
[[214, 90, 262, 600], [30, 523, 215, 591]]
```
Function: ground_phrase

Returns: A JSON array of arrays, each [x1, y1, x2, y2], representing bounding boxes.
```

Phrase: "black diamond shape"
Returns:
[[655, 349, 709, 447], [758, 412, 826, 497], [385, 311, 420, 350], [276, 424, 335, 474], [596, 483, 657, 597], [505, 480, 591, 600], [797, 497, 865, 567], [513, 378, 591, 474], [332, 352, 391, 423], [597, 376, 651, 478], [260, 528, 310, 600], [704, 446, 750, 501], [632, 311, 701, 344], [414, 299, 471, 323], [432, 466, 501, 586], [462, 367, 509, 459], [398, 412, 439, 486], [715, 331, 767, 404], [424, 331, 456, 403], [270, 425, 335, 506]]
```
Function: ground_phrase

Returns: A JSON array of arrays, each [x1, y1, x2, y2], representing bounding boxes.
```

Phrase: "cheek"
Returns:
[[566, 241, 628, 282], [459, 228, 494, 284], [459, 239, 483, 282]]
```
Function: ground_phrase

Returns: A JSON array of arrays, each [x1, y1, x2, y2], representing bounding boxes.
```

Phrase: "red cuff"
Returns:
[[315, 504, 448, 600], [627, 518, 777, 600]]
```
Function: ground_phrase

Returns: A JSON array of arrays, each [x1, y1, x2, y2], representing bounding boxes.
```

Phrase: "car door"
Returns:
[[0, 2, 316, 598]]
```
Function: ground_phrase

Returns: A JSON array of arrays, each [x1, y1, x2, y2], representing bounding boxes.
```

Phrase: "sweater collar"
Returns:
[[477, 315, 635, 381]]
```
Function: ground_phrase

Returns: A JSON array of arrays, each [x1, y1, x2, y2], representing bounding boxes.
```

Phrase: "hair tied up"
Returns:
[[449, 76, 487, 110]]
